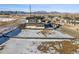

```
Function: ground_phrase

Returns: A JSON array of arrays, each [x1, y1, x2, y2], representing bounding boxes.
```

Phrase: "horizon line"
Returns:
[[0, 10, 79, 13]]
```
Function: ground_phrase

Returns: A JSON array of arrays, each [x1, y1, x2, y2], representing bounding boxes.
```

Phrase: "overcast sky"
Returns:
[[0, 4, 79, 13]]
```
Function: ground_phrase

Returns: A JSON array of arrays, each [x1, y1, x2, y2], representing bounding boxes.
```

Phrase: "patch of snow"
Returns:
[[0, 18, 16, 22]]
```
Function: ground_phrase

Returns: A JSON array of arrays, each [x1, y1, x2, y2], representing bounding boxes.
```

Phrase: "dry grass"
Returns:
[[37, 41, 79, 54], [0, 19, 22, 27], [60, 25, 79, 39], [37, 29, 55, 37]]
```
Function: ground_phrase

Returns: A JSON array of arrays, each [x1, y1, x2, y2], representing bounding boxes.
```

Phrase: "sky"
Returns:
[[0, 4, 79, 13]]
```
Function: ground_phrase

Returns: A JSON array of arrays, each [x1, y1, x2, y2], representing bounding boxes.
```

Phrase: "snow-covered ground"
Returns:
[[16, 29, 73, 38], [0, 18, 16, 22], [0, 29, 74, 54], [0, 39, 42, 54]]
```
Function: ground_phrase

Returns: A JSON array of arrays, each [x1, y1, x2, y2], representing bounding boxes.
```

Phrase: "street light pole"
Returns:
[[29, 4, 31, 17]]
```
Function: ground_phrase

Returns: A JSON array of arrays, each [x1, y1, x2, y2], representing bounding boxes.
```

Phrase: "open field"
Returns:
[[60, 24, 79, 39]]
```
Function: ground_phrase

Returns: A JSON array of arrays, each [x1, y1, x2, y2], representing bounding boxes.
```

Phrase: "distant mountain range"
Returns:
[[0, 11, 27, 15], [0, 11, 77, 15]]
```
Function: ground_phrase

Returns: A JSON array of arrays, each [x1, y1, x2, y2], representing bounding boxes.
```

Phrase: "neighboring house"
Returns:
[[26, 16, 45, 23]]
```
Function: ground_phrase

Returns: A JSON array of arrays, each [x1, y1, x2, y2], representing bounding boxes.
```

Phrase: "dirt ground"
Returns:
[[60, 24, 79, 39]]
